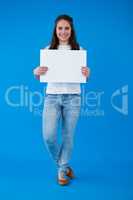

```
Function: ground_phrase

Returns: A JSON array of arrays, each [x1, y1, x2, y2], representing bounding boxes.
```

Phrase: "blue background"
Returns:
[[0, 0, 132, 199]]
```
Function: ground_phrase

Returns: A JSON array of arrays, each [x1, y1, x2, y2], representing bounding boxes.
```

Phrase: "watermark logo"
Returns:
[[4, 84, 128, 116], [80, 89, 104, 117], [111, 85, 128, 115], [5, 85, 43, 113]]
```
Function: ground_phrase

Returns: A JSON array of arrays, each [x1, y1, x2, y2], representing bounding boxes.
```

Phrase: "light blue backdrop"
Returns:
[[0, 0, 132, 199]]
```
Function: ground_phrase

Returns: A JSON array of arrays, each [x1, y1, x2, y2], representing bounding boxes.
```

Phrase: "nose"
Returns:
[[61, 28, 66, 33]]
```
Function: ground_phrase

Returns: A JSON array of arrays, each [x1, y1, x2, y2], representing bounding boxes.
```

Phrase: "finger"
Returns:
[[39, 70, 45, 73], [82, 70, 87, 72], [82, 71, 88, 75], [40, 66, 48, 70], [40, 68, 47, 71]]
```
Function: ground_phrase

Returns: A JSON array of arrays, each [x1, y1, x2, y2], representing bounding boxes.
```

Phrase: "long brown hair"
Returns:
[[49, 14, 80, 50]]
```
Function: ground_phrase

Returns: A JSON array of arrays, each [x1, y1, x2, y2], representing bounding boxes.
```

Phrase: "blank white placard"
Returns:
[[40, 49, 87, 83]]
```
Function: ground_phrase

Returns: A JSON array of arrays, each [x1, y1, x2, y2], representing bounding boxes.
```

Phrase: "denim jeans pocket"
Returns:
[[70, 94, 81, 107], [44, 94, 58, 106]]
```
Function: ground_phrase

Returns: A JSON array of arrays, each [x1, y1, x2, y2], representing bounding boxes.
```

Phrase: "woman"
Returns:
[[33, 14, 90, 185]]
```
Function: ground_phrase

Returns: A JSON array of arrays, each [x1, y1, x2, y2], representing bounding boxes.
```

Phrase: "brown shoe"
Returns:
[[58, 178, 69, 186], [58, 171, 70, 186], [66, 167, 75, 179]]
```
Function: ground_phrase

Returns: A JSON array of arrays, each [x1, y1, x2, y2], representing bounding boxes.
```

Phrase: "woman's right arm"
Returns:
[[33, 66, 48, 80]]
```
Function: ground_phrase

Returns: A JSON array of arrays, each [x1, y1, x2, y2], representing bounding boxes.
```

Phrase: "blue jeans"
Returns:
[[42, 94, 81, 173]]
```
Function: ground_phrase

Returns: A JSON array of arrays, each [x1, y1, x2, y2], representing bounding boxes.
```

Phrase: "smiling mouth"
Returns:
[[60, 35, 69, 38]]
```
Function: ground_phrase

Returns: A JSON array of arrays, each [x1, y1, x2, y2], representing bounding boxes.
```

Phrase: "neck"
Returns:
[[59, 41, 69, 45]]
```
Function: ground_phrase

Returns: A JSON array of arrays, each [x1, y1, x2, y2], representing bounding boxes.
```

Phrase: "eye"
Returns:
[[58, 27, 63, 30], [65, 27, 70, 30]]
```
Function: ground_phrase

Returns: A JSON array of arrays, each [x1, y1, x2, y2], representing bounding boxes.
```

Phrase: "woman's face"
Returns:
[[56, 19, 71, 44]]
